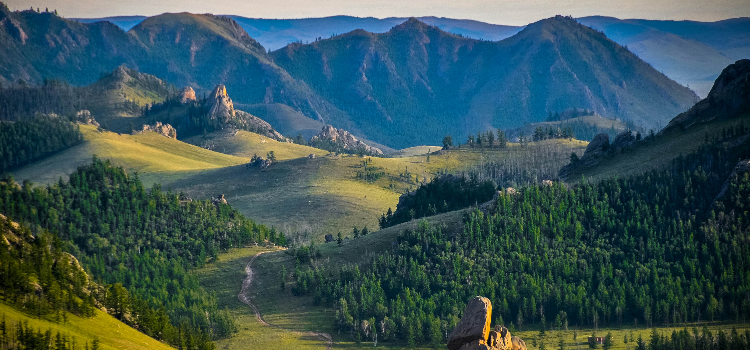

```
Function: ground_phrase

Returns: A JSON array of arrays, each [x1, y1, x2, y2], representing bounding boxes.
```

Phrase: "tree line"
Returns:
[[0, 315, 102, 350]]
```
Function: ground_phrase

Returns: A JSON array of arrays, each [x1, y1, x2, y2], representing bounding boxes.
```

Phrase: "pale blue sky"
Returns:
[[5, 0, 749, 25]]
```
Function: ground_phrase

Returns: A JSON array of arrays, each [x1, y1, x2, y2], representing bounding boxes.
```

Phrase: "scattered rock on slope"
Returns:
[[448, 296, 526, 350]]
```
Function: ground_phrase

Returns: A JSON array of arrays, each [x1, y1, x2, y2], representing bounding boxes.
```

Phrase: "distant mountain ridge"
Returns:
[[0, 4, 699, 148], [272, 16, 697, 146], [70, 12, 750, 98]]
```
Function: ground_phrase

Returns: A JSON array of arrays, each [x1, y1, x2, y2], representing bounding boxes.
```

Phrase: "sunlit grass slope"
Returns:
[[183, 129, 328, 160], [0, 303, 174, 350], [388, 145, 443, 157], [163, 139, 586, 242], [12, 125, 248, 186]]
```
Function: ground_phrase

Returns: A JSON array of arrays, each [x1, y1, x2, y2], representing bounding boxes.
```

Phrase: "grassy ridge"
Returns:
[[183, 129, 328, 160], [12, 125, 248, 186], [0, 303, 174, 350]]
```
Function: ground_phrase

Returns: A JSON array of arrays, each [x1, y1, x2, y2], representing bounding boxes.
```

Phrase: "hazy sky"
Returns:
[[6, 0, 749, 25]]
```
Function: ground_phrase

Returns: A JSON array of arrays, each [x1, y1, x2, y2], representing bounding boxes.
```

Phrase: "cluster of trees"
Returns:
[[0, 115, 83, 172], [379, 174, 496, 228], [356, 158, 386, 183], [637, 328, 750, 350], [0, 316, 100, 350], [462, 130, 508, 149], [0, 158, 287, 348], [532, 126, 574, 141], [293, 137, 750, 346]]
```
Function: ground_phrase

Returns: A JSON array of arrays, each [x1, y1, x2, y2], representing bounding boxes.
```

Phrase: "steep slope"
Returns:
[[0, 4, 137, 87], [72, 15, 148, 31], [273, 16, 698, 147], [560, 59, 750, 182]]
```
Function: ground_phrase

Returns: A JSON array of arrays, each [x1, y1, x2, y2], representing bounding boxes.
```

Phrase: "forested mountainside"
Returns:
[[0, 159, 288, 348], [291, 127, 750, 346], [0, 3, 697, 148], [273, 16, 697, 147]]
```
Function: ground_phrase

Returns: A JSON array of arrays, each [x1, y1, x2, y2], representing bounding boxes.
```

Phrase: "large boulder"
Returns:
[[558, 133, 609, 178], [448, 296, 492, 350], [611, 130, 635, 151]]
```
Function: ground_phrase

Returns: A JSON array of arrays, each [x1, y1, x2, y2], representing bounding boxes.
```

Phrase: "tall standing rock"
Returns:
[[448, 296, 492, 350], [208, 84, 236, 125], [180, 87, 197, 103]]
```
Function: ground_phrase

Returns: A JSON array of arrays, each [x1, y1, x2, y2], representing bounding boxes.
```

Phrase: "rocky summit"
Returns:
[[448, 297, 527, 350]]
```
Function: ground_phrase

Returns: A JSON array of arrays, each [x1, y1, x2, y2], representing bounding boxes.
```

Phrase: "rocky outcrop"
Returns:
[[663, 59, 750, 133], [448, 297, 526, 350], [559, 131, 636, 179], [136, 122, 177, 138], [448, 296, 492, 350], [246, 155, 273, 169], [180, 86, 197, 103], [74, 110, 99, 127], [211, 194, 228, 206], [208, 84, 235, 125], [310, 125, 383, 155], [205, 84, 289, 142]]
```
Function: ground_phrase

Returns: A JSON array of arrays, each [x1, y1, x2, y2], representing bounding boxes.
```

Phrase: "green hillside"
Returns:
[[12, 125, 248, 186], [0, 303, 175, 350], [162, 139, 586, 241], [183, 129, 328, 160]]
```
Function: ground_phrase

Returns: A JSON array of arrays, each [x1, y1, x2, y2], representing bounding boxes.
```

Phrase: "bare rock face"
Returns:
[[449, 297, 526, 350], [180, 87, 197, 103], [137, 122, 177, 139], [448, 296, 492, 350], [310, 125, 383, 155], [208, 84, 235, 124]]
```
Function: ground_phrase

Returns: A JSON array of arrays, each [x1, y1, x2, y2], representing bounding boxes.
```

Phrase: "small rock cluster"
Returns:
[[246, 155, 273, 169], [310, 125, 383, 155], [74, 110, 99, 127], [448, 296, 527, 350], [136, 122, 177, 139]]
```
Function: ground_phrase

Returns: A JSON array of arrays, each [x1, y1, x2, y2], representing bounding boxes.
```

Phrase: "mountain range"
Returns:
[[1, 3, 700, 147], [73, 14, 750, 98]]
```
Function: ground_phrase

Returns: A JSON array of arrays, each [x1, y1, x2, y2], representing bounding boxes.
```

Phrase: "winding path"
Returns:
[[238, 252, 333, 350]]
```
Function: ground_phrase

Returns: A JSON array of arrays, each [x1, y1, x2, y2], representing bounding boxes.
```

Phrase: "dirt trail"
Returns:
[[238, 252, 333, 350]]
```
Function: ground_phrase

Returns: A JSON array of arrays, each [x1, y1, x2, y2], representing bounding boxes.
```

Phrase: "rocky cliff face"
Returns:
[[448, 296, 527, 350], [309, 125, 383, 155], [663, 59, 750, 133]]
